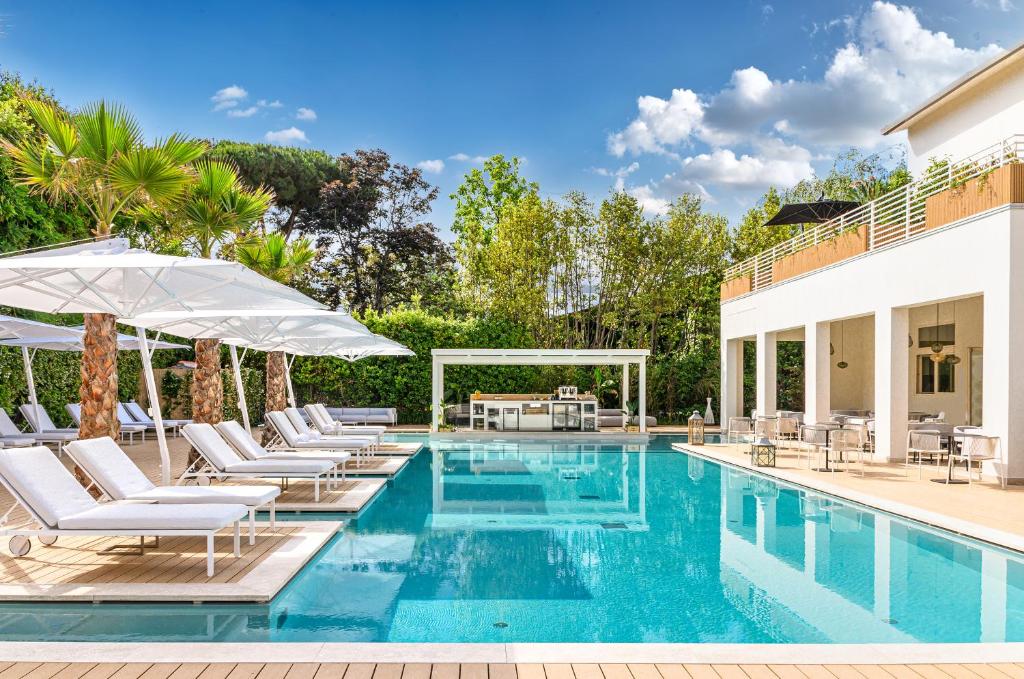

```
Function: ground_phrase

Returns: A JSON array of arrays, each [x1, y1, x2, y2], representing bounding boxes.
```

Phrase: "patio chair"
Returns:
[[215, 420, 352, 478], [13, 406, 77, 454], [264, 411, 373, 467], [753, 417, 778, 443], [817, 428, 861, 474], [0, 409, 36, 448], [907, 429, 945, 479], [286, 407, 381, 447], [67, 404, 146, 445], [0, 446, 246, 577], [305, 403, 387, 438], [951, 427, 1005, 487], [66, 437, 279, 545], [799, 424, 830, 468], [726, 417, 753, 444], [123, 401, 190, 438], [776, 417, 800, 447], [181, 423, 335, 502]]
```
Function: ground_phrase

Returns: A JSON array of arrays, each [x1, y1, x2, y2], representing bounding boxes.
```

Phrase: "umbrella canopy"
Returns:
[[120, 309, 372, 345], [763, 200, 860, 226], [0, 238, 323, 316], [229, 332, 414, 360]]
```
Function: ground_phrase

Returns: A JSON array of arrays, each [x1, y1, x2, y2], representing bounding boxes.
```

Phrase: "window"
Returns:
[[918, 323, 955, 348], [917, 355, 955, 393]]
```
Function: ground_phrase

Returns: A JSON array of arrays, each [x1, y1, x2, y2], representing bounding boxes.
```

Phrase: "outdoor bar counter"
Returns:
[[469, 393, 598, 432]]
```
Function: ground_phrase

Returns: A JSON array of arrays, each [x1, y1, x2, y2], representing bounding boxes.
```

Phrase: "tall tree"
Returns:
[[450, 155, 537, 307], [236, 232, 316, 439], [307, 149, 452, 313], [1, 98, 204, 458], [143, 160, 273, 432], [209, 142, 341, 239]]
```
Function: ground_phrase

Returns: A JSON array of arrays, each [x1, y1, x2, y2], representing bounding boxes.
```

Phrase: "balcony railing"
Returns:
[[724, 135, 1024, 294]]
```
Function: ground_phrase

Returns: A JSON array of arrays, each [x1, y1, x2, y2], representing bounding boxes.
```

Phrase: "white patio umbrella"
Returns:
[[0, 316, 188, 430], [121, 309, 376, 432], [0, 238, 324, 484]]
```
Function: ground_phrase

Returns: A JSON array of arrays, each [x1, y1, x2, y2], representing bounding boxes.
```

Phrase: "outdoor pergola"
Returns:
[[430, 348, 651, 432]]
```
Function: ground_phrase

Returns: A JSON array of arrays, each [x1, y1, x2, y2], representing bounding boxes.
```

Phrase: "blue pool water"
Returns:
[[1, 434, 1023, 643]]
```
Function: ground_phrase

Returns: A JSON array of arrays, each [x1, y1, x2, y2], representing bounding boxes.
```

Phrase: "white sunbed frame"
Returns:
[[180, 426, 335, 502], [0, 475, 241, 577], [64, 446, 276, 546], [264, 411, 374, 468]]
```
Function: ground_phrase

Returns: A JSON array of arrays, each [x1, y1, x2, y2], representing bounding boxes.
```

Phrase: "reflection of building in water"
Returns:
[[718, 468, 1015, 643], [429, 439, 647, 530]]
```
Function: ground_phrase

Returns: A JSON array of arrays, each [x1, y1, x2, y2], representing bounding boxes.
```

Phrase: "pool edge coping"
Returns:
[[0, 641, 1022, 663]]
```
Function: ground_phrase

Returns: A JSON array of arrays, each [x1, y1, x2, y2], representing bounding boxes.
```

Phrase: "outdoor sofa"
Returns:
[[325, 407, 397, 426]]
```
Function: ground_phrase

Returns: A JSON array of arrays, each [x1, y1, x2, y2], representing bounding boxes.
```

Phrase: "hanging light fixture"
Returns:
[[929, 302, 945, 363], [946, 300, 961, 365], [837, 320, 849, 369]]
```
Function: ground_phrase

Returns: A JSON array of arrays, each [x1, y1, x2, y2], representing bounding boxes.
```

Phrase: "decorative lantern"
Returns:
[[751, 437, 776, 467], [687, 410, 705, 445]]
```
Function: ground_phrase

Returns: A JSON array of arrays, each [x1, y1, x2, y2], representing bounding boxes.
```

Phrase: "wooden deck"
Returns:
[[0, 662, 1021, 679], [344, 457, 411, 477], [0, 521, 340, 602]]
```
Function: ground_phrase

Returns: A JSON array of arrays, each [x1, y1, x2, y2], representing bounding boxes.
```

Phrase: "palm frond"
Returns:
[[0, 138, 75, 201], [159, 133, 208, 166], [108, 146, 192, 206], [75, 100, 143, 164], [21, 98, 79, 157]]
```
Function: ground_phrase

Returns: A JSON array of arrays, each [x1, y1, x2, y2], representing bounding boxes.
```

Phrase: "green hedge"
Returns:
[[159, 366, 265, 426]]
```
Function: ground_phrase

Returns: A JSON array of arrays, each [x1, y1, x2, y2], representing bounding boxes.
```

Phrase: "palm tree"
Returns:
[[1, 99, 205, 454], [236, 233, 316, 437], [146, 160, 274, 431]]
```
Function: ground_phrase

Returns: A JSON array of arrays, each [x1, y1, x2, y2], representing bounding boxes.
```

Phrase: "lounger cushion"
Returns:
[[58, 502, 246, 530], [261, 449, 352, 465], [223, 459, 332, 474], [0, 447, 97, 527], [0, 437, 35, 447], [30, 431, 79, 442], [128, 486, 280, 506], [65, 437, 155, 499], [215, 420, 272, 461], [266, 412, 369, 450], [183, 423, 247, 470]]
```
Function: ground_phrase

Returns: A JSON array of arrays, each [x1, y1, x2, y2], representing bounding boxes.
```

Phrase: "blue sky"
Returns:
[[0, 1, 1019, 237]]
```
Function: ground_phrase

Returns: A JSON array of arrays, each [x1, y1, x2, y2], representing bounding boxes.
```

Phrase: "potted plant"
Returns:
[[623, 399, 639, 432], [435, 401, 455, 432]]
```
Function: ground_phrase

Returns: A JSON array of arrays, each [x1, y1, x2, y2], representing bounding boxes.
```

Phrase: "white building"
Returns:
[[719, 42, 1024, 482]]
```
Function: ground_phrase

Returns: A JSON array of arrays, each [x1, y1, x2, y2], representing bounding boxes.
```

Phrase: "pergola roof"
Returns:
[[431, 348, 649, 365]]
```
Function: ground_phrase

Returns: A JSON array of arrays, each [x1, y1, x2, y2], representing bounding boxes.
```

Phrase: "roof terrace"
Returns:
[[722, 135, 1024, 301]]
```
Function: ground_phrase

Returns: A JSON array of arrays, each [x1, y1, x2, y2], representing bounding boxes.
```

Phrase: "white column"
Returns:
[[284, 353, 297, 408], [621, 363, 630, 410], [638, 359, 647, 433], [804, 322, 831, 425], [20, 347, 40, 426], [135, 328, 171, 485], [874, 306, 910, 461], [755, 331, 777, 418], [431, 358, 443, 432], [981, 550, 1008, 642], [228, 344, 251, 435], [721, 338, 744, 430], [984, 282, 1024, 481]]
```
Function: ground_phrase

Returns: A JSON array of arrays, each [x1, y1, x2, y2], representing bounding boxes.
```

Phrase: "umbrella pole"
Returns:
[[284, 353, 296, 408], [228, 345, 251, 435], [135, 328, 171, 486], [20, 347, 40, 427]]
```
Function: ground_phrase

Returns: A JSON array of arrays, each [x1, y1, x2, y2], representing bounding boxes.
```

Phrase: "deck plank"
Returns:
[[344, 665, 376, 679], [488, 666, 516, 679], [625, 667, 658, 679], [737, 667, 778, 679], [544, 666, 574, 679], [515, 666, 546, 679], [371, 666, 403, 679], [311, 666, 348, 679], [400, 667, 431, 679], [460, 666, 487, 679], [597, 666, 632, 679]]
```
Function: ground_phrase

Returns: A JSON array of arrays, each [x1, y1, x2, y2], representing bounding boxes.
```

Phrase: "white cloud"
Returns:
[[593, 162, 640, 191], [448, 152, 489, 163], [608, 1, 1003, 207], [416, 159, 445, 174], [258, 99, 283, 108], [226, 106, 259, 118], [972, 0, 1016, 10], [211, 85, 248, 111], [264, 127, 308, 145], [296, 107, 318, 121]]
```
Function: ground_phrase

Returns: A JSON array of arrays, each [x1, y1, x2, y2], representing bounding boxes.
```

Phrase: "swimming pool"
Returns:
[[0, 434, 1022, 643]]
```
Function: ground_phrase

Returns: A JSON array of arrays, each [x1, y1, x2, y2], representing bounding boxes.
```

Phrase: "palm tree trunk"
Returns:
[[190, 338, 224, 466], [263, 351, 288, 445], [78, 313, 120, 487]]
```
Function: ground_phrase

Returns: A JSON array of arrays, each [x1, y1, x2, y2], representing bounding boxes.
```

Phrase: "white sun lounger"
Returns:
[[20, 404, 79, 454], [265, 411, 373, 453], [67, 404, 147, 445], [123, 401, 190, 437], [66, 437, 279, 545], [305, 404, 387, 438], [0, 446, 246, 576], [215, 420, 351, 478], [182, 423, 334, 502], [286, 407, 381, 446], [0, 409, 36, 448]]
